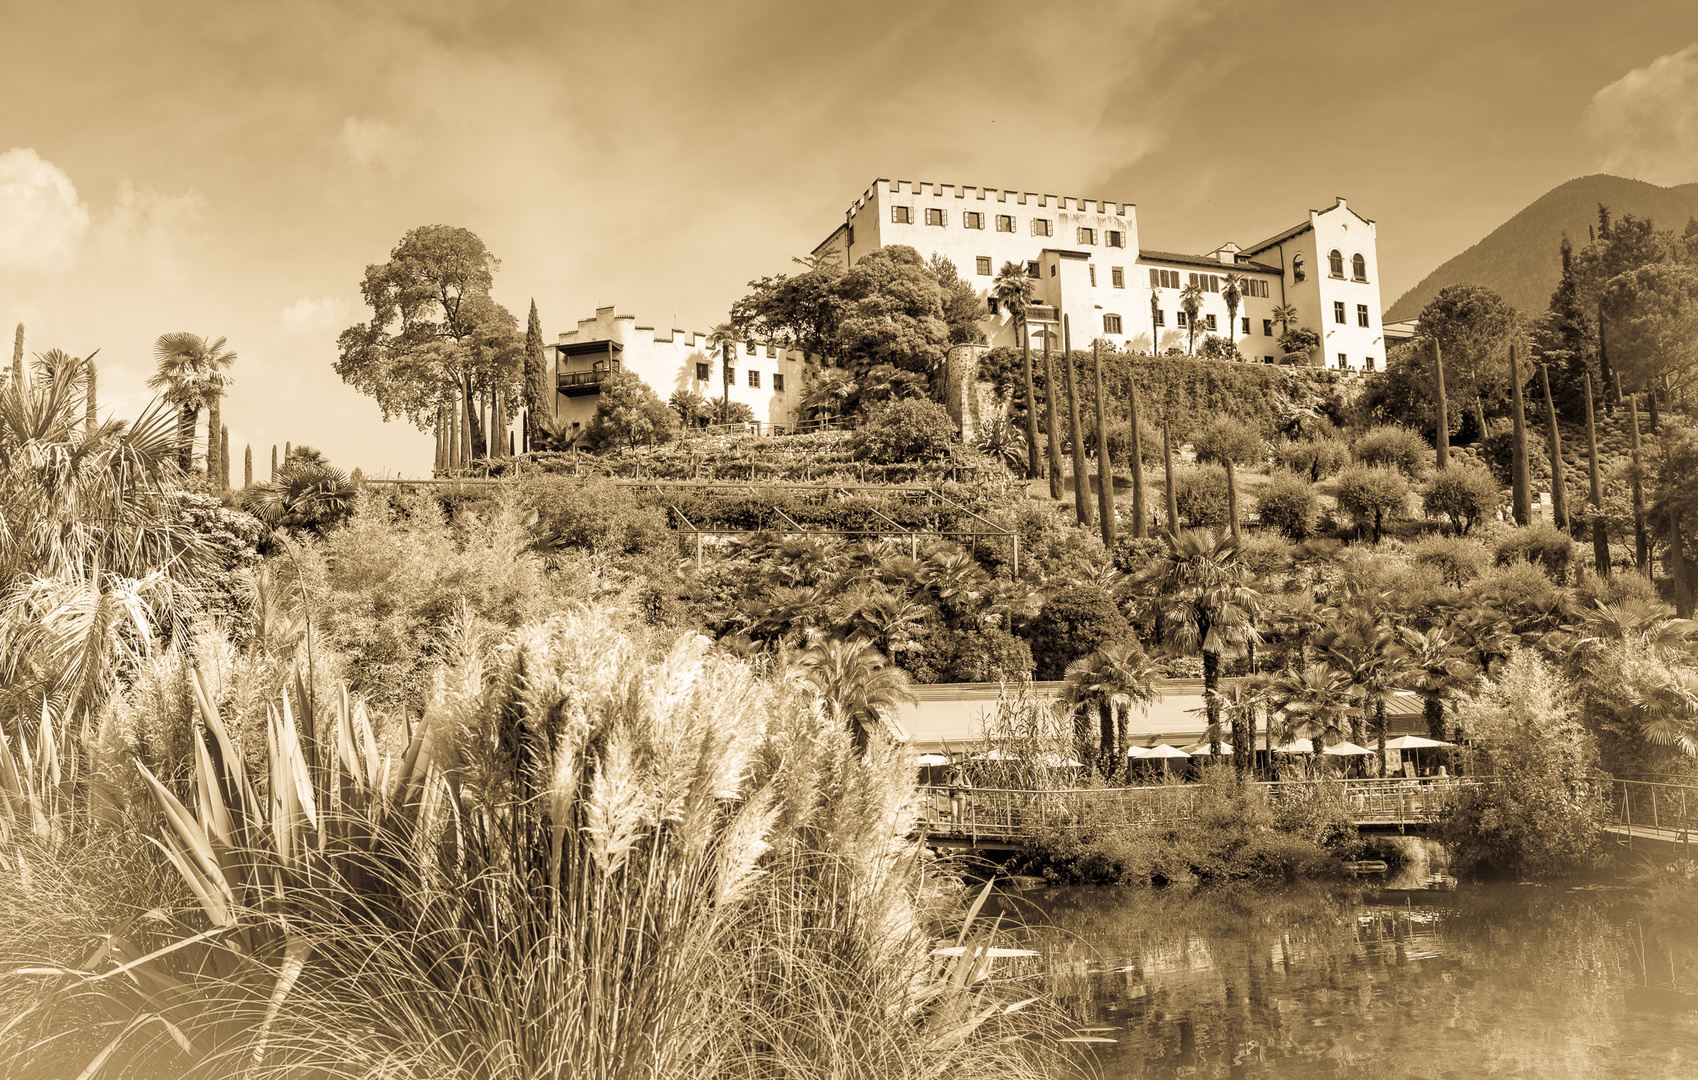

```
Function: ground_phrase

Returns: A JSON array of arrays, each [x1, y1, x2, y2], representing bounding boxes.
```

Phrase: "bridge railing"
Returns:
[[918, 777, 1478, 840], [1605, 777, 1697, 837]]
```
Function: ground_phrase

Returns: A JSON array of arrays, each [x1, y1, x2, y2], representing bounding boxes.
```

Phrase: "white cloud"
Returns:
[[340, 116, 419, 171], [0, 148, 91, 273], [91, 178, 208, 278], [1584, 44, 1698, 186], [278, 296, 353, 336]]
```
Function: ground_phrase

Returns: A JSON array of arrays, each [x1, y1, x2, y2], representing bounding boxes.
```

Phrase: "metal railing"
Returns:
[[1604, 777, 1697, 840]]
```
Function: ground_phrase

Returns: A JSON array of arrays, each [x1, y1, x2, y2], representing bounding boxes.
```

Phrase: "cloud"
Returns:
[[340, 116, 419, 171], [279, 296, 354, 336], [1584, 44, 1698, 186], [91, 178, 208, 278], [0, 148, 91, 273]]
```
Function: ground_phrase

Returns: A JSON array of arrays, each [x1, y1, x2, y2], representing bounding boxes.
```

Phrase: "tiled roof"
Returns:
[[1138, 249, 1283, 275]]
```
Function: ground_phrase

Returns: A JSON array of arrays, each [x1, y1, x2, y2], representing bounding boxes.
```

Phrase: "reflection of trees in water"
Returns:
[[1019, 883, 1698, 1079]]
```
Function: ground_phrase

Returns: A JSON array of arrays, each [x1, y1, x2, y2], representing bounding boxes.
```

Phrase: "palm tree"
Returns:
[[149, 332, 236, 473], [1272, 303, 1299, 339], [1629, 667, 1698, 759], [706, 322, 738, 414], [1392, 626, 1476, 742], [1262, 664, 1361, 763], [1179, 282, 1205, 356], [1204, 677, 1270, 779], [1222, 273, 1244, 357], [993, 262, 1042, 479], [1127, 529, 1263, 760], [1062, 642, 1162, 775], [796, 636, 916, 754], [1315, 610, 1410, 774]]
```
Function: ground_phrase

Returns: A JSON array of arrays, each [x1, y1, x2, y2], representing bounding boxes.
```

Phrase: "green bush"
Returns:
[[1493, 523, 1575, 584], [1171, 464, 1229, 528], [1191, 415, 1265, 467], [1354, 424, 1431, 478], [1423, 464, 1502, 535], [906, 626, 1035, 684], [1273, 437, 1349, 482], [848, 398, 958, 463], [1255, 470, 1320, 539], [582, 370, 681, 451], [1026, 584, 1134, 680], [1333, 465, 1410, 542], [1409, 534, 1492, 586], [518, 475, 674, 561]]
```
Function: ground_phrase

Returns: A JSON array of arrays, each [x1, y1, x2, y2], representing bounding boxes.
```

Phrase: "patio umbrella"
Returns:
[[1383, 735, 1456, 750], [1182, 741, 1233, 755], [1322, 740, 1374, 757], [1272, 740, 1319, 754], [1139, 744, 1191, 760], [915, 753, 952, 767]]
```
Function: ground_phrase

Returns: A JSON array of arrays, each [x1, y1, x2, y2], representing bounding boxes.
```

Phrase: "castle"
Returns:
[[548, 178, 1389, 432]]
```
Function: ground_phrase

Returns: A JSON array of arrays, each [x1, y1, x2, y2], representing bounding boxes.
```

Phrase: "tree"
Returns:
[[1423, 464, 1501, 536], [1278, 325, 1320, 365], [524, 299, 547, 451], [930, 254, 987, 346], [796, 636, 915, 753], [848, 398, 955, 464], [1414, 284, 1521, 418], [993, 261, 1042, 480], [1272, 303, 1299, 339], [1128, 529, 1263, 760], [1256, 471, 1320, 540], [581, 370, 680, 451], [1222, 272, 1244, 349], [1191, 415, 1263, 467], [1599, 261, 1698, 405], [1334, 465, 1410, 542], [1394, 626, 1476, 742], [729, 261, 843, 362], [149, 332, 235, 473], [1261, 664, 1359, 760], [1179, 281, 1205, 356], [833, 246, 950, 384], [1027, 584, 1134, 680], [335, 225, 524, 463], [1315, 610, 1409, 772], [1062, 642, 1160, 775]]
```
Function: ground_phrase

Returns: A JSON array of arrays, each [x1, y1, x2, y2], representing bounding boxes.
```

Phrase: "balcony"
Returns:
[[557, 362, 620, 396]]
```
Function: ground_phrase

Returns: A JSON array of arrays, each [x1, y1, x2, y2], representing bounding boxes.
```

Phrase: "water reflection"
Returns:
[[1007, 881, 1698, 1079]]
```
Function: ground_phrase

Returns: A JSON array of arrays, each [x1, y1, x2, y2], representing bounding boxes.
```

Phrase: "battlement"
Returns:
[[842, 177, 1134, 219], [560, 307, 712, 348]]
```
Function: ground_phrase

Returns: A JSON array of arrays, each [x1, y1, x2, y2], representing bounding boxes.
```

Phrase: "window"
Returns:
[[892, 205, 913, 224], [773, 373, 785, 391], [1242, 317, 1251, 334], [987, 297, 999, 314], [1357, 304, 1370, 328], [1107, 230, 1124, 247], [745, 341, 756, 354], [1264, 356, 1275, 364], [766, 345, 777, 358], [1364, 356, 1376, 373], [1159, 268, 1180, 289], [748, 370, 761, 388], [1328, 249, 1344, 277], [975, 256, 991, 276], [1189, 272, 1220, 292], [695, 362, 710, 381], [1333, 301, 1346, 324], [964, 211, 984, 229], [1337, 353, 1348, 369], [1089, 265, 1097, 286], [1292, 253, 1306, 282], [1077, 227, 1096, 245], [1241, 279, 1268, 298], [846, 226, 854, 245], [1049, 263, 1057, 277], [996, 214, 1015, 232], [1031, 218, 1052, 237], [1205, 314, 1217, 331], [1111, 266, 1124, 288], [1175, 311, 1187, 328], [1153, 309, 1166, 327], [1026, 260, 1039, 278], [1352, 253, 1367, 281], [1263, 319, 1273, 336], [925, 207, 946, 227], [1104, 314, 1123, 334]]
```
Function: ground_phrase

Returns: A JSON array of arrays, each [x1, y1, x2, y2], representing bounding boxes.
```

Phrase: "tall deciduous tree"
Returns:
[[1415, 284, 1520, 426], [1600, 261, 1698, 408], [335, 225, 524, 465]]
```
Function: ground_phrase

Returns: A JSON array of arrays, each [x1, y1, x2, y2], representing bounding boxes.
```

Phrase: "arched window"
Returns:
[[1351, 253, 1367, 281], [1292, 252, 1306, 282], [1328, 249, 1344, 277]]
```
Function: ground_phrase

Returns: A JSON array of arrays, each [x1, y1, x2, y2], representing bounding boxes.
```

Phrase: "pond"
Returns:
[[1003, 869, 1698, 1079]]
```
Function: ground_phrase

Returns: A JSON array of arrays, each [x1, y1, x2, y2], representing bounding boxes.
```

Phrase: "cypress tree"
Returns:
[[1226, 458, 1241, 539], [524, 299, 546, 450], [1432, 337, 1449, 469], [1092, 340, 1115, 548], [244, 444, 253, 488], [1128, 384, 1147, 538], [1021, 335, 1042, 482], [1539, 364, 1567, 532], [1062, 317, 1092, 527], [1669, 507, 1693, 619], [1509, 340, 1530, 526], [10, 323, 22, 387], [1162, 420, 1179, 535], [220, 426, 230, 491], [1629, 393, 1649, 573], [1041, 329, 1064, 501], [271, 444, 278, 479], [1585, 374, 1608, 576], [1597, 301, 1615, 410], [85, 361, 98, 432]]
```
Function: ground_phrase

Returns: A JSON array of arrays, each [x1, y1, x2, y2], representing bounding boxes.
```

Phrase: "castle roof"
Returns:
[[1138, 249, 1283, 275]]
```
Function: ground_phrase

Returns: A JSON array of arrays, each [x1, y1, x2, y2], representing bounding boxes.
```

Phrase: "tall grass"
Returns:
[[3, 607, 1066, 1079]]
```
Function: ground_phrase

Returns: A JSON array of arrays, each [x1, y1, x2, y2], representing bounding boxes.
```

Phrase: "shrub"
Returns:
[[1191, 415, 1265, 467], [1026, 584, 1134, 680], [906, 626, 1035, 684], [581, 370, 681, 451], [1095, 418, 1164, 469], [1409, 534, 1492, 586], [1333, 464, 1410, 542], [1422, 464, 1502, 535], [1354, 424, 1431, 478], [518, 475, 673, 561], [1255, 470, 1320, 539], [1493, 523, 1576, 584], [1273, 437, 1349, 482], [849, 398, 957, 463], [1171, 464, 1229, 528]]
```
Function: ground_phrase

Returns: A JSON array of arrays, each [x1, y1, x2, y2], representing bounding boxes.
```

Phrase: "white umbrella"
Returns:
[[1323, 740, 1374, 757], [915, 753, 951, 767], [1182, 741, 1233, 755], [1125, 745, 1149, 758], [1138, 744, 1191, 760], [1383, 735, 1456, 750], [1272, 740, 1319, 754]]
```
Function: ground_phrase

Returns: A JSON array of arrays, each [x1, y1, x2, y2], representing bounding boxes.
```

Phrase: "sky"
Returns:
[[3, 0, 1696, 478]]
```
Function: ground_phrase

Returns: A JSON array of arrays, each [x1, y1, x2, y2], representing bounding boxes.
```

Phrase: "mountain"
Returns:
[[1385, 174, 1698, 323]]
